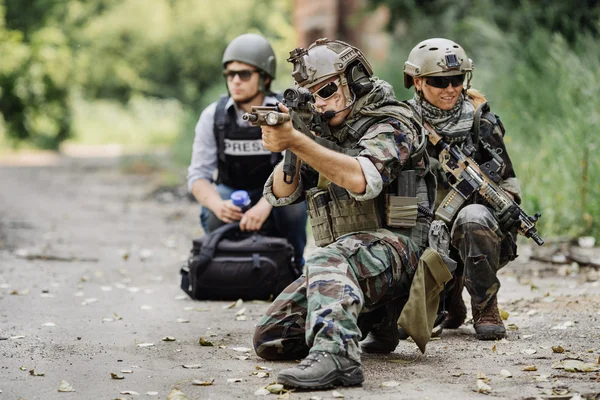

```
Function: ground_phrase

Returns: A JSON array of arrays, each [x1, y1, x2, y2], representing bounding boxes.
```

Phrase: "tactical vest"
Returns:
[[306, 108, 435, 250], [213, 96, 282, 190]]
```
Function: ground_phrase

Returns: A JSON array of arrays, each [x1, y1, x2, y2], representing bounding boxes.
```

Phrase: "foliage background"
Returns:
[[1, 0, 598, 240]]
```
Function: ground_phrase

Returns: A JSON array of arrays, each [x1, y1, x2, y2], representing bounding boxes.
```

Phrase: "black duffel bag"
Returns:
[[180, 222, 301, 301]]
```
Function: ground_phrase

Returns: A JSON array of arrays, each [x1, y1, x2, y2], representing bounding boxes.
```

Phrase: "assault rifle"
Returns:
[[242, 87, 317, 184], [424, 122, 544, 246]]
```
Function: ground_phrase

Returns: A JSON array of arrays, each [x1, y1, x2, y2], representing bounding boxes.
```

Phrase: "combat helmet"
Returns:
[[403, 38, 473, 89], [222, 33, 276, 91], [287, 38, 374, 104]]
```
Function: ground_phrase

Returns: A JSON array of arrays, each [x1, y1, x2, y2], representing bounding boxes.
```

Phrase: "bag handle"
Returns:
[[195, 222, 242, 275]]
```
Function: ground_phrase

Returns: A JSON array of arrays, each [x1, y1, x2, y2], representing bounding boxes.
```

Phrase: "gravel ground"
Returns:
[[0, 154, 599, 400]]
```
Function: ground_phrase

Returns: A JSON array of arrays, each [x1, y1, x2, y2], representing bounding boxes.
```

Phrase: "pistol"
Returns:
[[242, 106, 290, 126]]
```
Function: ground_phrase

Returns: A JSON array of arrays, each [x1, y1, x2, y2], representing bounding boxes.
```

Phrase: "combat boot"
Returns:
[[276, 351, 364, 389], [439, 278, 467, 329], [472, 296, 506, 340], [359, 302, 404, 353]]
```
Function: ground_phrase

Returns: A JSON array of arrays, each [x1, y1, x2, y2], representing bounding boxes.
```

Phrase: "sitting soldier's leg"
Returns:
[[452, 204, 505, 340], [277, 235, 413, 389], [359, 269, 412, 353], [253, 276, 310, 361]]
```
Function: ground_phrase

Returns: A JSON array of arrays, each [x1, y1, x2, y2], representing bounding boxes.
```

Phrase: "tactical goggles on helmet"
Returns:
[[313, 78, 340, 100], [426, 74, 465, 89], [223, 69, 257, 81]]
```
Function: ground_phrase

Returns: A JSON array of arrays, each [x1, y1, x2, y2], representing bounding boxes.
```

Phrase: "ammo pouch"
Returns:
[[386, 170, 419, 228], [180, 222, 300, 301], [306, 183, 381, 247]]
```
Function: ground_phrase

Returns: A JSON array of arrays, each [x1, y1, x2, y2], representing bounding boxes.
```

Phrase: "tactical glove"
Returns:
[[496, 204, 521, 234]]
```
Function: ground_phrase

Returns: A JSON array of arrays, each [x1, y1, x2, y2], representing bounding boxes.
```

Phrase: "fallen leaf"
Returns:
[[534, 374, 549, 382], [521, 365, 538, 371], [381, 380, 401, 387], [162, 336, 176, 342], [476, 379, 491, 394], [19, 366, 27, 371], [451, 372, 463, 377], [254, 388, 270, 396], [176, 318, 190, 323], [113, 313, 123, 320], [231, 347, 251, 353], [192, 379, 214, 386], [255, 365, 272, 371], [476, 372, 487, 380], [41, 322, 55, 327], [552, 359, 599, 372], [236, 308, 246, 316], [58, 380, 75, 392], [522, 348, 537, 355], [491, 345, 497, 353], [198, 337, 213, 346], [552, 345, 565, 353], [500, 369, 512, 378], [29, 369, 45, 376], [137, 343, 154, 348], [10, 335, 25, 339], [236, 356, 249, 360], [266, 384, 284, 394], [111, 373, 125, 380], [236, 315, 247, 321], [227, 378, 243, 383], [498, 308, 509, 320], [120, 390, 140, 395], [253, 371, 269, 378], [121, 370, 133, 374], [507, 323, 519, 331], [332, 390, 344, 398], [182, 364, 202, 369], [225, 299, 244, 309], [146, 392, 159, 396]]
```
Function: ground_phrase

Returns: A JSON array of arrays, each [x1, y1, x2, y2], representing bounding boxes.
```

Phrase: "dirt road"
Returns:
[[1, 154, 599, 400]]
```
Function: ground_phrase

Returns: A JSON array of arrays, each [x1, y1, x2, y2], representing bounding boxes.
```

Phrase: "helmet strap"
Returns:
[[463, 71, 473, 96]]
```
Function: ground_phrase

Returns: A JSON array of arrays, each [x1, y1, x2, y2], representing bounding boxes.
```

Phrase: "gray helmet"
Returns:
[[287, 38, 374, 103], [403, 38, 473, 88], [222, 33, 276, 78]]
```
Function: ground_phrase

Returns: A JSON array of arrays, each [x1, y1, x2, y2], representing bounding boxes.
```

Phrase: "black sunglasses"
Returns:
[[223, 69, 257, 81], [426, 75, 465, 89], [314, 79, 340, 100]]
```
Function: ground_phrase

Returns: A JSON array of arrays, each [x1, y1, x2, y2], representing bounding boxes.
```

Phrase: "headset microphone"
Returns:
[[322, 93, 356, 120]]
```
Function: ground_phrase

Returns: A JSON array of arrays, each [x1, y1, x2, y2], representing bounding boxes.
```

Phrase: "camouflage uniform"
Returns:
[[254, 82, 425, 364], [408, 91, 520, 319]]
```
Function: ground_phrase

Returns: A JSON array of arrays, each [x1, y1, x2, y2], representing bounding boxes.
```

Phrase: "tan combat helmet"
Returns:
[[287, 38, 374, 103], [403, 38, 473, 88]]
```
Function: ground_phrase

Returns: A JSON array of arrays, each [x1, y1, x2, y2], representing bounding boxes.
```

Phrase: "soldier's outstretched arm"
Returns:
[[262, 105, 366, 196]]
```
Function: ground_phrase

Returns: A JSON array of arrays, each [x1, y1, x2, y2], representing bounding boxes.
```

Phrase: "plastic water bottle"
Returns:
[[230, 190, 251, 212]]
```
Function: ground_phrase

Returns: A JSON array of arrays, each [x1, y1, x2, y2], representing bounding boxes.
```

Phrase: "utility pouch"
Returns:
[[306, 187, 335, 247], [328, 183, 381, 238], [387, 170, 419, 228]]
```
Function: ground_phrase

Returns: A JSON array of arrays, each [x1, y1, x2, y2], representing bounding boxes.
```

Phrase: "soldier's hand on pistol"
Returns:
[[261, 103, 295, 152], [214, 199, 243, 223]]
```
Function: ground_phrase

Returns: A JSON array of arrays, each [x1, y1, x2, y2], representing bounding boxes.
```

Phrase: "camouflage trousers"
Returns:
[[253, 230, 420, 364], [451, 204, 518, 314]]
